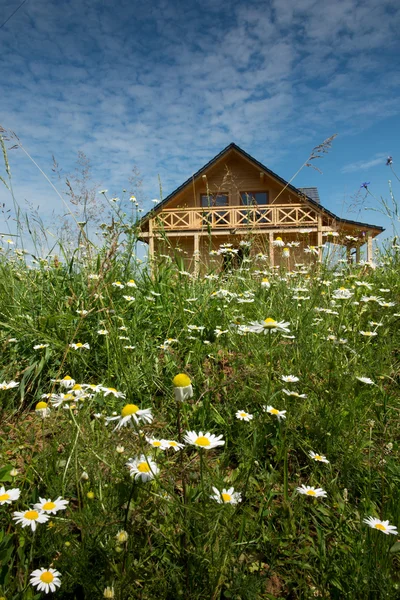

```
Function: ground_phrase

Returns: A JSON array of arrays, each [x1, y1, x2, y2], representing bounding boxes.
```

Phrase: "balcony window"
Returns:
[[200, 193, 229, 208], [240, 191, 270, 224], [200, 193, 229, 227]]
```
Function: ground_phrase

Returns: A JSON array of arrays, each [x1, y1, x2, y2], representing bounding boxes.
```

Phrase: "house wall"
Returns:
[[166, 151, 301, 209]]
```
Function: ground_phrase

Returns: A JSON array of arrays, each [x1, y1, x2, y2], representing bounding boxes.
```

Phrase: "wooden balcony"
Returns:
[[150, 204, 319, 231]]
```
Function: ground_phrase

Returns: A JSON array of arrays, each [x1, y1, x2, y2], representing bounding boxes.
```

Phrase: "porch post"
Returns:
[[346, 246, 351, 264], [356, 245, 361, 263], [366, 231, 373, 263], [148, 218, 155, 275], [269, 232, 275, 267], [193, 232, 200, 276], [317, 214, 323, 261]]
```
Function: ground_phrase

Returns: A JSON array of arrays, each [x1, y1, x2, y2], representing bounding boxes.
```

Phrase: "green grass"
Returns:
[[0, 234, 399, 600]]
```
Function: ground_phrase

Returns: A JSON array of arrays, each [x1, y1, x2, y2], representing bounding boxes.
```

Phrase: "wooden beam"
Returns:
[[317, 214, 323, 261], [193, 233, 200, 276], [269, 231, 275, 267], [366, 231, 373, 263], [356, 246, 361, 263]]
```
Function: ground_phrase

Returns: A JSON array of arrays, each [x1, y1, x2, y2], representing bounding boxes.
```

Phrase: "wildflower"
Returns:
[[264, 405, 286, 421], [281, 375, 299, 383], [272, 237, 285, 247], [35, 401, 51, 418], [356, 376, 375, 385], [97, 329, 109, 335], [81, 471, 89, 480], [116, 445, 124, 453], [304, 245, 319, 256], [106, 404, 153, 430], [30, 568, 62, 594], [248, 318, 290, 334], [359, 331, 378, 337], [69, 342, 90, 350], [51, 375, 75, 388], [87, 491, 95, 499], [76, 309, 88, 316], [210, 486, 242, 504], [124, 345, 135, 349], [261, 278, 270, 288], [112, 281, 124, 289], [126, 455, 159, 482], [235, 410, 253, 421], [10, 468, 18, 477], [172, 373, 193, 402], [363, 516, 398, 535], [184, 431, 225, 449], [161, 439, 184, 451], [296, 485, 327, 498], [282, 247, 290, 258], [360, 182, 370, 189], [101, 387, 126, 398], [146, 437, 166, 449], [308, 451, 329, 464], [33, 344, 49, 350], [13, 509, 50, 531], [116, 530, 129, 543], [99, 190, 108, 194], [0, 380, 19, 390], [126, 279, 137, 287], [386, 156, 393, 166], [123, 295, 136, 301], [0, 486, 20, 505], [34, 497, 69, 514], [282, 389, 307, 398], [332, 287, 353, 300], [104, 587, 115, 598]]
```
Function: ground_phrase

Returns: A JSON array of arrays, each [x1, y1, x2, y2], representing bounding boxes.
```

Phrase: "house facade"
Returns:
[[138, 144, 384, 272]]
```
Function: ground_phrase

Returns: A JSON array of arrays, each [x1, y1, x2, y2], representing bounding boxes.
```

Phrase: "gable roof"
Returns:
[[140, 143, 384, 233]]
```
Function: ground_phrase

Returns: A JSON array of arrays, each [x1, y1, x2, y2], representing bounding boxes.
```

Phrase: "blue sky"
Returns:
[[1, 0, 400, 242]]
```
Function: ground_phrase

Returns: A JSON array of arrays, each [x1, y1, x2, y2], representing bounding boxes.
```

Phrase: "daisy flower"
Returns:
[[0, 380, 19, 390], [100, 387, 126, 398], [282, 247, 290, 258], [359, 331, 378, 337], [33, 344, 49, 350], [264, 405, 286, 421], [161, 439, 184, 451], [146, 437, 166, 449], [30, 567, 61, 594], [123, 295, 136, 301], [272, 237, 285, 247], [51, 375, 75, 388], [97, 329, 109, 335], [261, 278, 270, 288], [236, 410, 253, 421], [126, 455, 159, 482], [332, 287, 353, 300], [0, 486, 20, 505], [116, 529, 129, 543], [13, 509, 50, 531], [356, 377, 375, 385], [281, 375, 299, 383], [363, 516, 398, 535], [308, 451, 329, 464], [104, 586, 115, 598], [34, 497, 69, 514], [172, 374, 193, 402], [297, 485, 327, 498], [69, 342, 90, 350], [184, 431, 225, 449], [112, 281, 124, 289], [248, 318, 290, 334], [35, 401, 51, 418], [282, 389, 307, 398], [210, 486, 242, 504], [126, 279, 137, 287], [106, 403, 153, 430]]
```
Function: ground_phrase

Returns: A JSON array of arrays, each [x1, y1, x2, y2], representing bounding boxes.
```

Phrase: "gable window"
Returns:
[[240, 191, 270, 224]]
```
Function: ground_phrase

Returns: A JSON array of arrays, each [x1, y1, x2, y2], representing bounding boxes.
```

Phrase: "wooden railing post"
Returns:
[[269, 231, 275, 267], [366, 231, 373, 263], [148, 218, 155, 276], [317, 214, 323, 261]]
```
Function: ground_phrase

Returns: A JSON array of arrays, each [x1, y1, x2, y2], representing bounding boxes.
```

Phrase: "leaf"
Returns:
[[0, 465, 12, 482], [390, 541, 400, 553]]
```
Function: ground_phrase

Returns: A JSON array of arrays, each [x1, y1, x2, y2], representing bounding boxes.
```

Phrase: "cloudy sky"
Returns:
[[1, 0, 400, 241]]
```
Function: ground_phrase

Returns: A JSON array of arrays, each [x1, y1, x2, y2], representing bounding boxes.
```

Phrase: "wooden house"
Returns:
[[138, 143, 384, 272]]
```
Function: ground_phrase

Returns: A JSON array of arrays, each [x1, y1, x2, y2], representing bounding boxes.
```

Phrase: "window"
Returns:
[[240, 191, 270, 224], [200, 193, 229, 226]]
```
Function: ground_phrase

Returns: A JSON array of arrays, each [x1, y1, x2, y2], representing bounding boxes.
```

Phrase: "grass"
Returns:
[[0, 230, 399, 599]]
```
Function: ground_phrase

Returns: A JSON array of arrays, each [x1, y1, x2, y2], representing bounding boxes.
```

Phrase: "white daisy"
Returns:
[[100, 387, 126, 398], [161, 440, 184, 452], [183, 431, 225, 449], [30, 567, 62, 594], [51, 375, 75, 388], [281, 375, 299, 383], [106, 403, 153, 430], [210, 486, 242, 504], [172, 374, 193, 402], [146, 437, 167, 449], [359, 331, 378, 337], [35, 401, 51, 418], [33, 344, 49, 350], [282, 389, 307, 398], [235, 410, 253, 422], [264, 405, 286, 420], [272, 237, 285, 247], [97, 329, 109, 335], [248, 318, 290, 334], [296, 485, 327, 498], [126, 455, 159, 482], [69, 342, 90, 350], [123, 295, 136, 301], [363, 516, 398, 535], [0, 486, 20, 505], [126, 279, 137, 287], [0, 380, 19, 390], [356, 377, 375, 385], [34, 497, 69, 514], [13, 509, 50, 531], [112, 281, 124, 289], [308, 451, 329, 464]]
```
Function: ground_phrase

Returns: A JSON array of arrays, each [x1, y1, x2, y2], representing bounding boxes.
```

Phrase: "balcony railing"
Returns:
[[151, 204, 319, 231]]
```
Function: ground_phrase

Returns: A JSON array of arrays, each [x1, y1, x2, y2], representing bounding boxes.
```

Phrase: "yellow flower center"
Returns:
[[306, 490, 316, 496], [40, 572, 54, 584], [137, 462, 151, 473], [0, 493, 10, 501], [270, 408, 279, 415], [276, 237, 282, 241], [64, 394, 74, 400], [262, 278, 269, 283], [42, 501, 56, 511], [314, 455, 322, 461], [239, 412, 247, 417], [121, 404, 139, 417], [108, 387, 117, 392], [263, 318, 277, 327], [35, 402, 48, 410], [195, 436, 211, 447], [75, 343, 83, 348], [25, 510, 39, 520], [173, 374, 191, 388], [221, 493, 231, 502], [129, 279, 135, 284], [72, 384, 82, 391], [169, 441, 178, 447], [152, 441, 162, 447], [64, 376, 73, 381], [375, 523, 386, 531], [115, 281, 121, 285]]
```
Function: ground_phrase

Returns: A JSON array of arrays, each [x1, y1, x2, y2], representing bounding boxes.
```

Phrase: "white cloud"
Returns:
[[341, 154, 388, 173]]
